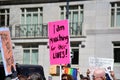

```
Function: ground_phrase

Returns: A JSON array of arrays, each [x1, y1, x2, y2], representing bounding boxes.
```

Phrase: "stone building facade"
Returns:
[[0, 0, 120, 79]]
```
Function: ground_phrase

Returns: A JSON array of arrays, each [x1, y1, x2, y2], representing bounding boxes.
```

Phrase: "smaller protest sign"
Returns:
[[89, 57, 114, 71], [0, 27, 16, 76], [88, 57, 114, 80]]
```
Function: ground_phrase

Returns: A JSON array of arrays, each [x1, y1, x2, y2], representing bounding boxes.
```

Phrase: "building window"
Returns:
[[0, 9, 9, 27], [20, 8, 43, 36], [113, 42, 120, 63], [111, 2, 120, 27], [71, 42, 80, 65], [0, 50, 2, 62], [60, 5, 84, 36], [23, 44, 38, 64]]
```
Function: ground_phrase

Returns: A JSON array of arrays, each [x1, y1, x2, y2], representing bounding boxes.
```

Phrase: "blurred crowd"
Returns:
[[62, 67, 116, 80], [5, 72, 43, 80], [4, 66, 117, 80]]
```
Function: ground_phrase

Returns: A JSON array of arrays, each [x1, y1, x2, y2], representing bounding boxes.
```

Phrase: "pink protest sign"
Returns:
[[48, 20, 70, 65]]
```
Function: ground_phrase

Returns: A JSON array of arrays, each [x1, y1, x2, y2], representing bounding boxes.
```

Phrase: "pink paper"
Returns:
[[48, 20, 70, 65]]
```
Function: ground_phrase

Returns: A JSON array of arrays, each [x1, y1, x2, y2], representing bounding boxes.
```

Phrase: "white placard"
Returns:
[[89, 57, 114, 71]]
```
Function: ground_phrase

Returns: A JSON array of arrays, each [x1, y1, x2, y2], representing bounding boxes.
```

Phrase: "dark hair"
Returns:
[[80, 74, 89, 80], [80, 74, 84, 79], [82, 77, 89, 80], [18, 75, 27, 80], [62, 74, 74, 80], [28, 73, 43, 80]]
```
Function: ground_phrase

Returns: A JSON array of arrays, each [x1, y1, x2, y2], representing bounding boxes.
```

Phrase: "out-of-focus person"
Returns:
[[62, 74, 74, 80], [77, 68, 90, 80], [18, 74, 27, 80], [93, 68, 106, 80], [27, 73, 43, 80], [109, 71, 116, 80]]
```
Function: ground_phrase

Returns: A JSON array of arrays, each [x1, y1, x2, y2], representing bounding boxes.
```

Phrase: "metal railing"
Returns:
[[10, 24, 48, 38], [9, 22, 83, 38]]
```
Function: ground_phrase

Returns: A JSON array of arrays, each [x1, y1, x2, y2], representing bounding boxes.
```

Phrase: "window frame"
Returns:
[[20, 7, 43, 25], [23, 47, 39, 64], [70, 42, 80, 65], [60, 5, 84, 36], [111, 2, 120, 27], [0, 50, 2, 62], [20, 7, 43, 37], [113, 42, 120, 63], [60, 5, 83, 21], [0, 9, 9, 27]]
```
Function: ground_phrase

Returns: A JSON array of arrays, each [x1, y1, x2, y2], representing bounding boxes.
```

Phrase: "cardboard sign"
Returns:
[[0, 27, 16, 76], [89, 57, 114, 71], [49, 65, 60, 75], [48, 20, 70, 65]]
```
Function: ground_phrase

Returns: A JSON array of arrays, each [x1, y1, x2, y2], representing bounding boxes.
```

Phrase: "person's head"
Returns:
[[27, 73, 43, 80], [93, 68, 106, 80], [82, 77, 89, 80], [18, 75, 27, 80], [62, 74, 74, 80]]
